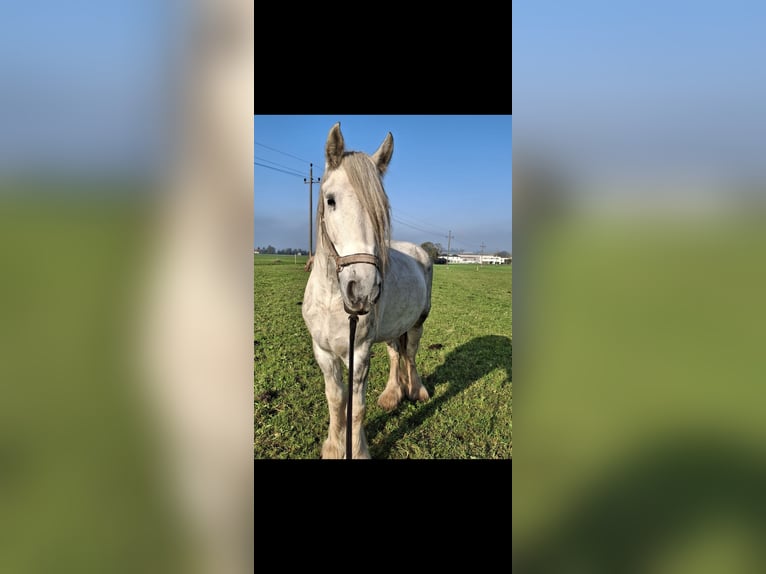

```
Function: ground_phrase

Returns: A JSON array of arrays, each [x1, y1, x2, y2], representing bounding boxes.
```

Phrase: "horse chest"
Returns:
[[303, 288, 368, 354]]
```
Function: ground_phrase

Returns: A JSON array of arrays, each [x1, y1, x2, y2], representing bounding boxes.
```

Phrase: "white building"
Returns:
[[444, 253, 510, 265]]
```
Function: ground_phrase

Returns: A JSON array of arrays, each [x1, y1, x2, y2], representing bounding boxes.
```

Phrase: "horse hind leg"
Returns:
[[377, 338, 405, 411], [402, 324, 429, 403], [377, 323, 429, 410]]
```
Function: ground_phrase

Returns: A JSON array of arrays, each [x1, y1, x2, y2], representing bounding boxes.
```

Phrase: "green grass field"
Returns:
[[254, 254, 512, 459], [0, 196, 186, 571], [510, 215, 766, 572]]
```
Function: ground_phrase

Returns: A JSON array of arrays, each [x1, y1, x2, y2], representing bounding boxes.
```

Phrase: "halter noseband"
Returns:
[[321, 219, 381, 275]]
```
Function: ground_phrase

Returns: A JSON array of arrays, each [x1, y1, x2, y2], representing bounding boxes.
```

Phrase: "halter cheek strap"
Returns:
[[321, 219, 380, 275]]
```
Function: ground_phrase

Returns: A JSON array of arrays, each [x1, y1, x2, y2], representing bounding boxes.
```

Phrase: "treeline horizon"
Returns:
[[254, 243, 511, 258], [253, 245, 309, 255]]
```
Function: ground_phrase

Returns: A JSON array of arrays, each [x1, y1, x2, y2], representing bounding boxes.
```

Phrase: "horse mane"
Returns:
[[317, 151, 391, 276]]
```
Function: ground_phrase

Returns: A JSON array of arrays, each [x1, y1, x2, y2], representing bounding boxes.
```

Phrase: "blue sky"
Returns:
[[0, 1, 177, 176], [512, 1, 766, 188], [254, 115, 512, 255]]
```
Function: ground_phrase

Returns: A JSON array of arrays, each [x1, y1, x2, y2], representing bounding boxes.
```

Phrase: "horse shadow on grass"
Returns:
[[365, 334, 512, 459], [514, 435, 766, 572]]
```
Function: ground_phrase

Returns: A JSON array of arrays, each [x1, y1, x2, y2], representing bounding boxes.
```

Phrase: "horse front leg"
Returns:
[[348, 349, 371, 459], [313, 343, 345, 459]]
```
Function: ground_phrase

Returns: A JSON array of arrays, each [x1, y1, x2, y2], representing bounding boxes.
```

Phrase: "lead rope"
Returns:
[[346, 315, 358, 460]]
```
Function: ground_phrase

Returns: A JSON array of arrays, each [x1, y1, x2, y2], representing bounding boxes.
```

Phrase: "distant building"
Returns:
[[444, 253, 511, 265]]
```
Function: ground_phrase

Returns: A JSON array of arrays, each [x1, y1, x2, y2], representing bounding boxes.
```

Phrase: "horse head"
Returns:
[[319, 122, 393, 315]]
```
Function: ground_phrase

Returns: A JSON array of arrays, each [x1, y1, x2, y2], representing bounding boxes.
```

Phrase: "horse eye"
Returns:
[[326, 196, 336, 208]]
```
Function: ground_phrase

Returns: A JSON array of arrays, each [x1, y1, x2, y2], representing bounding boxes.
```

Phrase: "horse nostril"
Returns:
[[346, 280, 357, 301]]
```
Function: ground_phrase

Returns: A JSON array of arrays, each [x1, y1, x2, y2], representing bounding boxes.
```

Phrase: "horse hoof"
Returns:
[[409, 386, 429, 402], [377, 389, 402, 411], [321, 441, 344, 459]]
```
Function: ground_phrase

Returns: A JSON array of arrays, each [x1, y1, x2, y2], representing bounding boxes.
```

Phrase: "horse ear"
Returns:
[[372, 132, 394, 175], [325, 122, 344, 170]]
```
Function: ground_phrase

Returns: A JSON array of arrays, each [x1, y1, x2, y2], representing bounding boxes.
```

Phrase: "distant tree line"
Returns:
[[420, 242, 445, 261], [255, 243, 509, 261], [254, 245, 308, 255]]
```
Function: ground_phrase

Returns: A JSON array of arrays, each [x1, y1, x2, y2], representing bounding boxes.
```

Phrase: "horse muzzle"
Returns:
[[339, 266, 381, 316]]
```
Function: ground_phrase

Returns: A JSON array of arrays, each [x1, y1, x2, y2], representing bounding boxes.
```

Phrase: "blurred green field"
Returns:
[[254, 254, 512, 459], [0, 196, 185, 572], [515, 215, 766, 573]]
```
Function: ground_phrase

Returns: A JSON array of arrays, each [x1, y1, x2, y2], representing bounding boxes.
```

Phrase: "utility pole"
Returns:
[[446, 230, 454, 257], [480, 242, 486, 265], [304, 163, 320, 256]]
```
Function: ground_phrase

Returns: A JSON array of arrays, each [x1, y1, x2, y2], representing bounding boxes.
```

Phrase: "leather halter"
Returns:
[[321, 218, 380, 275]]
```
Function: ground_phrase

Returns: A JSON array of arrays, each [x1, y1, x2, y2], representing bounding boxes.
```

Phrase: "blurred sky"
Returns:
[[513, 1, 766, 192], [254, 115, 513, 255], [0, 1, 178, 177]]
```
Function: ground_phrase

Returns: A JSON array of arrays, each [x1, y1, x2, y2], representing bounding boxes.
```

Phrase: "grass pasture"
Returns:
[[254, 254, 512, 459]]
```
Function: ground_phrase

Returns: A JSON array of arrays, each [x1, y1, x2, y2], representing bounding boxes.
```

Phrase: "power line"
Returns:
[[254, 140, 312, 164], [393, 208, 444, 233], [392, 217, 443, 236], [393, 209, 472, 252], [393, 217, 442, 237], [391, 215, 488, 253], [254, 155, 307, 176], [451, 229, 486, 251], [253, 161, 305, 178], [391, 211, 444, 236]]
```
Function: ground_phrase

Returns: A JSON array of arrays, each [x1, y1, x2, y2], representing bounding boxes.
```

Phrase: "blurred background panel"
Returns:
[[0, 1, 253, 573], [513, 2, 766, 572]]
